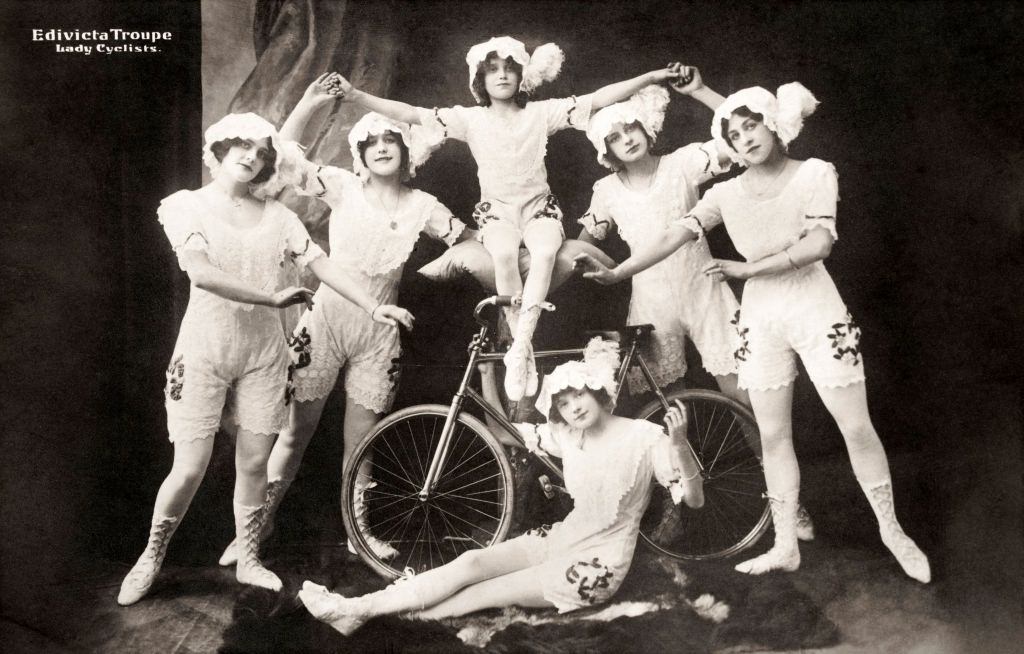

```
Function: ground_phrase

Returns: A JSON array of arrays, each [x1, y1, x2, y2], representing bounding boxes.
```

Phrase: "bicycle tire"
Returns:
[[634, 389, 771, 560], [341, 404, 516, 580]]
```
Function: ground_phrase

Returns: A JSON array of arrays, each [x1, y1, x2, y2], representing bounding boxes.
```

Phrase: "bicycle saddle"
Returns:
[[583, 324, 655, 348]]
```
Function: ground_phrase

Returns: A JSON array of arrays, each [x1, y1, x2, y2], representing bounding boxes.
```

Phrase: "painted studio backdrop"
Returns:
[[0, 0, 1021, 651]]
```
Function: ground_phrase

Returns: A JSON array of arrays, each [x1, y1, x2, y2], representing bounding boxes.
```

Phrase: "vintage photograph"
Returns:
[[2, 1, 1021, 652]]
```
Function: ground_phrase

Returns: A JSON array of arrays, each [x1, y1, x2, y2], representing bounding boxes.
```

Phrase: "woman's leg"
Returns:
[[300, 538, 535, 635], [815, 381, 930, 582], [481, 222, 525, 303], [714, 373, 815, 540], [734, 384, 803, 574], [503, 221, 562, 400], [118, 435, 215, 605], [233, 428, 283, 590], [220, 397, 330, 565], [414, 565, 553, 619], [342, 396, 396, 559]]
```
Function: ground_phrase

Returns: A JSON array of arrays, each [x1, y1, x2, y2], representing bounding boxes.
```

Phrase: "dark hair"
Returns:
[[356, 130, 410, 178], [210, 137, 277, 185], [721, 106, 777, 153], [472, 53, 529, 108], [603, 121, 656, 170], [547, 386, 615, 425]]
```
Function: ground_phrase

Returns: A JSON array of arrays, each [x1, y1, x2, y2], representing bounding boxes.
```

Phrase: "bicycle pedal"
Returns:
[[538, 474, 566, 499]]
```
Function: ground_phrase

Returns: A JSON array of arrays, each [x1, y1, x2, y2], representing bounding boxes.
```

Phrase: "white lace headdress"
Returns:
[[465, 36, 564, 103], [347, 112, 442, 180], [536, 337, 620, 421], [711, 82, 819, 165], [586, 85, 670, 170], [202, 112, 303, 199]]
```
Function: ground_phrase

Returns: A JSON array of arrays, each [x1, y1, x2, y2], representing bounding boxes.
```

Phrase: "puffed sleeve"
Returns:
[[672, 184, 725, 242], [673, 141, 729, 187], [288, 155, 356, 208], [577, 179, 616, 240], [157, 191, 208, 270], [801, 160, 839, 241], [416, 105, 471, 143], [423, 199, 467, 247], [541, 94, 594, 134], [282, 209, 326, 270], [515, 422, 563, 458]]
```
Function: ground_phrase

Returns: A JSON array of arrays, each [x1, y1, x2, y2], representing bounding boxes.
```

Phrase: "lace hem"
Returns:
[[738, 373, 798, 392], [675, 215, 707, 242], [167, 425, 219, 443], [702, 354, 739, 377], [801, 216, 838, 241]]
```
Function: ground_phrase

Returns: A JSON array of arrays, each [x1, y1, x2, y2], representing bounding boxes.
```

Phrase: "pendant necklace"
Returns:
[[370, 183, 403, 230]]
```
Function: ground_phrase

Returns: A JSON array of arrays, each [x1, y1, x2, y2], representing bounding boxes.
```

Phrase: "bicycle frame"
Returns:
[[418, 296, 699, 501]]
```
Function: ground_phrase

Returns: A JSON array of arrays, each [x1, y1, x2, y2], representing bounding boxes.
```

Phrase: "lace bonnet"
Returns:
[[711, 82, 819, 165], [465, 36, 564, 103], [202, 112, 303, 198], [586, 85, 670, 170], [536, 337, 620, 421], [347, 112, 442, 180]]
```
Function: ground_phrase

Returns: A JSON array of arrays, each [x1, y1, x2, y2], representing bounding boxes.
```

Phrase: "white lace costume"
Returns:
[[289, 164, 464, 412], [508, 419, 688, 612], [157, 190, 325, 442], [678, 158, 865, 391], [417, 95, 593, 241], [580, 144, 738, 391]]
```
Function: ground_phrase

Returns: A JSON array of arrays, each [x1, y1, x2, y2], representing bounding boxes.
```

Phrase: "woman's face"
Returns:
[[555, 387, 605, 430], [362, 132, 404, 177], [726, 113, 776, 165], [220, 137, 271, 183], [604, 121, 650, 166], [483, 56, 520, 102]]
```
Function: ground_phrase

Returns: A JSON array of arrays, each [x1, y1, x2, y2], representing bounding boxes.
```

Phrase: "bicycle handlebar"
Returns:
[[473, 295, 516, 326]]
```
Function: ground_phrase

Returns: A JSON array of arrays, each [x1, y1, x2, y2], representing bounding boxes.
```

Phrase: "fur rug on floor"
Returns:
[[219, 548, 838, 653]]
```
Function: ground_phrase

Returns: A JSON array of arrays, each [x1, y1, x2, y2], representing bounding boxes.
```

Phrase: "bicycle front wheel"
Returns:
[[635, 389, 770, 561], [341, 404, 515, 579]]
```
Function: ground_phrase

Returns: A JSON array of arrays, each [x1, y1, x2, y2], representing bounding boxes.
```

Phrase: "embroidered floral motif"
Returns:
[[532, 194, 563, 222], [165, 355, 185, 401], [581, 211, 611, 240], [565, 557, 613, 603], [283, 239, 312, 267], [731, 310, 750, 362], [285, 363, 297, 406], [472, 201, 501, 229], [525, 524, 551, 538], [827, 313, 862, 365], [287, 327, 312, 369]]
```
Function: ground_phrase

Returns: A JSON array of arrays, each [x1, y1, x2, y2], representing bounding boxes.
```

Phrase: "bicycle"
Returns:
[[342, 296, 770, 579]]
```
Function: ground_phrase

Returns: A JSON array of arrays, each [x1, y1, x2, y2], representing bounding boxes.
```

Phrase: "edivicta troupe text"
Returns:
[[32, 28, 172, 42]]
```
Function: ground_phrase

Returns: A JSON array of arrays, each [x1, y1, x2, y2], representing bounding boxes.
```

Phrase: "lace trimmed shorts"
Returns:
[[472, 192, 566, 244], [733, 268, 867, 391], [164, 344, 290, 443], [288, 287, 400, 414]]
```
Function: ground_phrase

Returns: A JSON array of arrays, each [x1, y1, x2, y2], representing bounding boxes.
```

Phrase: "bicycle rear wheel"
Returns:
[[635, 389, 770, 560], [341, 404, 515, 579]]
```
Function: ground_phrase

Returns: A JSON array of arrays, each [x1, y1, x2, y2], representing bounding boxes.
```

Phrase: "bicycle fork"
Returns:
[[418, 335, 485, 502]]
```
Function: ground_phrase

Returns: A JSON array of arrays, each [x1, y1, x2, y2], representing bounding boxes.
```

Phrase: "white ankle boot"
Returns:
[[234, 502, 283, 591], [219, 477, 288, 566], [118, 515, 180, 606], [860, 478, 931, 583], [502, 302, 553, 401], [735, 490, 801, 575], [346, 479, 398, 560], [299, 581, 374, 636]]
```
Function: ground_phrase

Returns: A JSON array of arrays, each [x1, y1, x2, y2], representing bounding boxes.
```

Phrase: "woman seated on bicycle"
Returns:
[[299, 338, 704, 634]]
